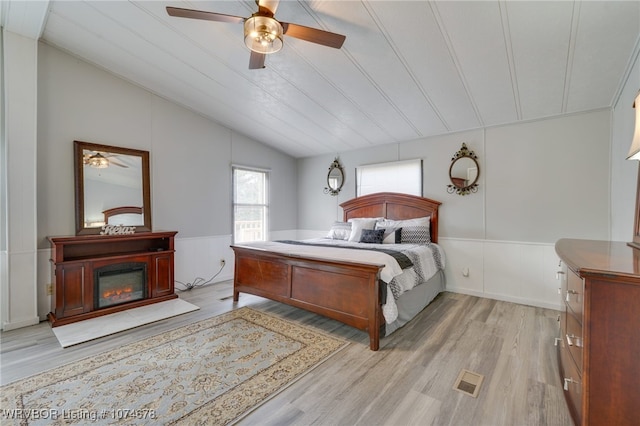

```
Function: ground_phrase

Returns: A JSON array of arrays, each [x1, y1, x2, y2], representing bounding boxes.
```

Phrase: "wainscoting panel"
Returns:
[[4, 251, 40, 329], [440, 238, 562, 310], [439, 239, 485, 295], [295, 230, 328, 240], [174, 235, 235, 291], [269, 230, 300, 241]]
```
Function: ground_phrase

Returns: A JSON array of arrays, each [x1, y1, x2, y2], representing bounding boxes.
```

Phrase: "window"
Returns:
[[233, 166, 269, 243], [356, 159, 423, 196]]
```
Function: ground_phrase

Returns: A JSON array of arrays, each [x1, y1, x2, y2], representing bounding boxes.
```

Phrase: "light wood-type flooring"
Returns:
[[1, 282, 573, 426]]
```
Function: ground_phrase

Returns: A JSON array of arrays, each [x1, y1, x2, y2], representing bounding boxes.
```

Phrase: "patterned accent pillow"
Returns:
[[375, 222, 403, 244], [400, 225, 431, 244], [359, 228, 386, 244], [326, 221, 352, 240]]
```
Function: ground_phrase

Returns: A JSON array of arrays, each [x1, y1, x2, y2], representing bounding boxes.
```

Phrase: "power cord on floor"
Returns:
[[175, 260, 225, 292]]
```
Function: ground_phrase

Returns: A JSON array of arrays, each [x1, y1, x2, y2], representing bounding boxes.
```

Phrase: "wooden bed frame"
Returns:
[[231, 192, 441, 350]]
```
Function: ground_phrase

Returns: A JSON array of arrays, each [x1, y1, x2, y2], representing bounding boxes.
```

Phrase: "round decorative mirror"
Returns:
[[447, 143, 479, 195], [324, 158, 344, 196]]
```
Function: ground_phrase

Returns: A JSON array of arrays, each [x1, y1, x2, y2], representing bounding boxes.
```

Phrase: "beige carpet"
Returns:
[[52, 298, 200, 347], [1, 307, 347, 425]]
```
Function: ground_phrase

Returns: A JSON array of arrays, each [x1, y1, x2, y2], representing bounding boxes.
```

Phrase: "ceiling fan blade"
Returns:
[[281, 22, 345, 49], [249, 51, 266, 69], [166, 6, 245, 24], [258, 0, 280, 16], [109, 160, 128, 168]]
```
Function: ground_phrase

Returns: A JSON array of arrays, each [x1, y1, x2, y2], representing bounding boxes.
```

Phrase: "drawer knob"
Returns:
[[565, 290, 579, 302], [556, 271, 565, 280], [554, 337, 562, 346], [563, 377, 579, 391], [566, 333, 583, 347]]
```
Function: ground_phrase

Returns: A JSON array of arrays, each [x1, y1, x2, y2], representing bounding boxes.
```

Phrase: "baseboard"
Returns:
[[446, 287, 563, 311], [2, 316, 40, 331]]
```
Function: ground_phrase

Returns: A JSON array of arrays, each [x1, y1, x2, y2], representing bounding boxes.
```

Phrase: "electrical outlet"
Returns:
[[46, 284, 54, 295], [220, 258, 226, 267]]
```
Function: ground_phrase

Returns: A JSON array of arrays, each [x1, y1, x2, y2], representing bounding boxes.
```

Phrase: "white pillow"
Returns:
[[326, 221, 352, 240], [347, 218, 379, 242], [377, 216, 430, 229]]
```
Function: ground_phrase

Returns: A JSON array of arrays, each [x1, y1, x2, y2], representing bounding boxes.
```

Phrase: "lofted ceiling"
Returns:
[[3, 1, 640, 158]]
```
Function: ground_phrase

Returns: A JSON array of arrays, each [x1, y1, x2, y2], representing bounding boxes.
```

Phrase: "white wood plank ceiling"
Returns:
[[3, 1, 640, 158]]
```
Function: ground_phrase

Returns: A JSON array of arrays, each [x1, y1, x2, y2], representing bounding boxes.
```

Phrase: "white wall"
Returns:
[[28, 43, 298, 321], [611, 51, 640, 241], [485, 113, 610, 242], [297, 109, 617, 310]]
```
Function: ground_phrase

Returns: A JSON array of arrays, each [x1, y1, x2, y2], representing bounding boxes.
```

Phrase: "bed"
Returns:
[[231, 192, 445, 351]]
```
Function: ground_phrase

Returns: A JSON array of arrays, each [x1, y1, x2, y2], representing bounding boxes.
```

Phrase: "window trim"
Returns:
[[232, 165, 270, 244]]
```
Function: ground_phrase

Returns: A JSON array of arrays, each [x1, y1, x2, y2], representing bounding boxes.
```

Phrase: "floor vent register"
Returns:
[[453, 369, 484, 398]]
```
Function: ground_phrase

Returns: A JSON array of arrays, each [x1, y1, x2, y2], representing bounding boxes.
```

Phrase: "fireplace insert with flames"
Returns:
[[94, 262, 147, 309]]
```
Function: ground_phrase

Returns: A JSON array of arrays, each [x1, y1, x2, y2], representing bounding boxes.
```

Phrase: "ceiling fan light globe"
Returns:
[[89, 156, 109, 168], [244, 15, 283, 54]]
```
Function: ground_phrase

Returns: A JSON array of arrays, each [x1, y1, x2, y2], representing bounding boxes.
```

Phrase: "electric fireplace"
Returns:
[[48, 231, 178, 327], [95, 262, 147, 309]]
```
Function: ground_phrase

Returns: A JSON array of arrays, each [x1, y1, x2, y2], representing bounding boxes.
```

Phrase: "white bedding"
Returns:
[[240, 238, 445, 324]]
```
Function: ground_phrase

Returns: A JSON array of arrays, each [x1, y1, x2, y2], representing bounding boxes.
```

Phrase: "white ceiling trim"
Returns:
[[1, 0, 50, 39]]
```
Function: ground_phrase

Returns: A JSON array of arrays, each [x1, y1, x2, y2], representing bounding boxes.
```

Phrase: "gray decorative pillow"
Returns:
[[400, 226, 431, 244], [327, 221, 352, 240], [359, 228, 386, 244]]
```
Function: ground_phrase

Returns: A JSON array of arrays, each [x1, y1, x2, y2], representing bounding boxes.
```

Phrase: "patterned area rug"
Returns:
[[1, 307, 347, 425]]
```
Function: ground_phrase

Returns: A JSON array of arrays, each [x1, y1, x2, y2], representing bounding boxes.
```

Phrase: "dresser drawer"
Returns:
[[566, 269, 584, 320], [558, 339, 582, 424], [564, 310, 583, 373]]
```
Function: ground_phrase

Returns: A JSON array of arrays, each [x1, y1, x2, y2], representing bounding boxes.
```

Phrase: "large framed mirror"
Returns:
[[447, 143, 479, 196], [74, 140, 151, 235]]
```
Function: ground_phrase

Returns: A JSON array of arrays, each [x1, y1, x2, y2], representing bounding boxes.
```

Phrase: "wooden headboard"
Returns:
[[103, 206, 143, 223], [340, 192, 441, 243]]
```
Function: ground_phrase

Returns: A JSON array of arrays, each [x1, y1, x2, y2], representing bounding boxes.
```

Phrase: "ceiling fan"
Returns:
[[84, 152, 128, 169], [166, 0, 346, 69]]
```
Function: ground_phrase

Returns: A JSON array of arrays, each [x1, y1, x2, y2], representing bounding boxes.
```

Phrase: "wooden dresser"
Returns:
[[555, 239, 640, 426]]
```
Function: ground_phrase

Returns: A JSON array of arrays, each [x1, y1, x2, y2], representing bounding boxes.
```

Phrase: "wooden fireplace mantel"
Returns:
[[48, 231, 178, 327]]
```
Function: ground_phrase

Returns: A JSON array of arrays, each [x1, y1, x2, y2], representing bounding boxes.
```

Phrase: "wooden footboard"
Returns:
[[231, 245, 385, 350]]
